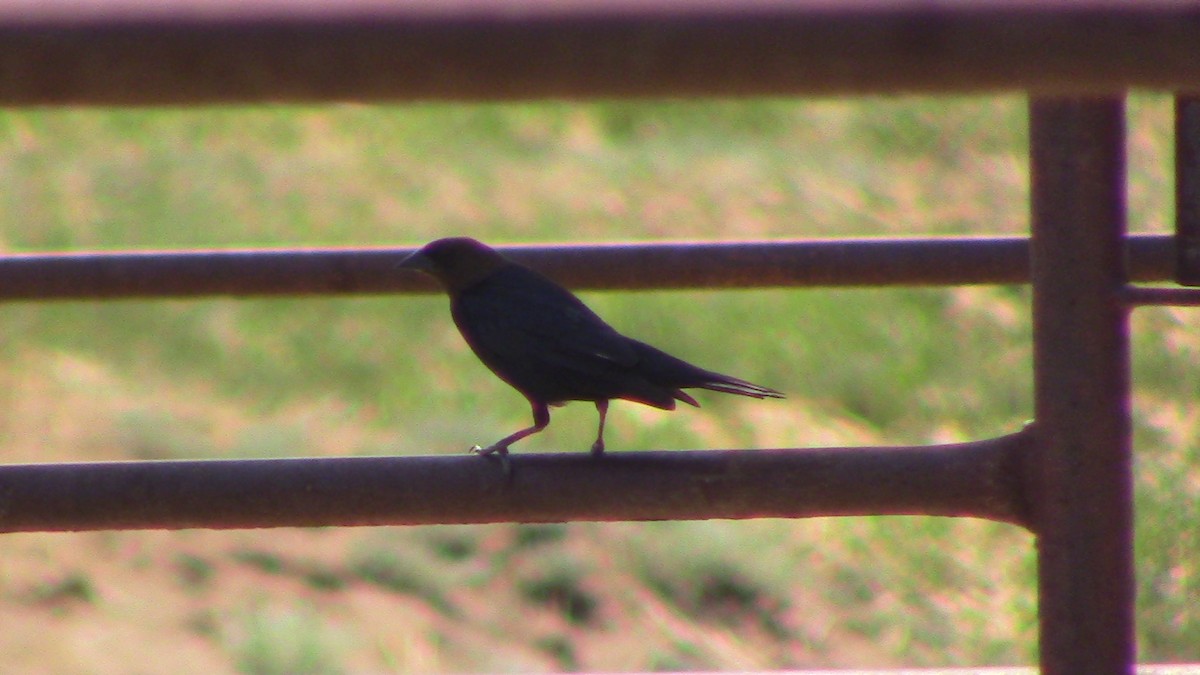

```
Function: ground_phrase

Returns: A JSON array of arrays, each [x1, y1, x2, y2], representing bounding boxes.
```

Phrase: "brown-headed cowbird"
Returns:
[[398, 237, 783, 458]]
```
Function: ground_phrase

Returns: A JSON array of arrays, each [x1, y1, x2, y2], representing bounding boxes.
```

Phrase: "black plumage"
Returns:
[[398, 237, 783, 457]]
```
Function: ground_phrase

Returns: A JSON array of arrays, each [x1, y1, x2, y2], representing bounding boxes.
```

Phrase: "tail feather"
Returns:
[[672, 390, 701, 408], [696, 375, 785, 400], [629, 339, 784, 403]]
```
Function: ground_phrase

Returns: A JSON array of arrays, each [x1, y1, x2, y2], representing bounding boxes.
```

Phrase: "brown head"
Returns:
[[397, 237, 509, 293]]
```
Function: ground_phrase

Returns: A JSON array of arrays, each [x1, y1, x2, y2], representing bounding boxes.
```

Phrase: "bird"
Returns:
[[397, 237, 784, 459]]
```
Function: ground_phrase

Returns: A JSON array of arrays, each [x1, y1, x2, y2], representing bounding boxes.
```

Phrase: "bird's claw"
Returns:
[[590, 441, 606, 458], [470, 444, 512, 480]]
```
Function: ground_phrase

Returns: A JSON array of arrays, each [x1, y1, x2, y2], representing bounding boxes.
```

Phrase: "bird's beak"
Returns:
[[395, 250, 433, 273]]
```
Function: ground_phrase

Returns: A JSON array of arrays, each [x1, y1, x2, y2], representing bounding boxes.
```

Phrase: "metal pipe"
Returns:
[[1177, 94, 1200, 284], [1028, 98, 1133, 674], [1119, 285, 1200, 306], [0, 235, 1179, 301], [0, 431, 1032, 533], [1, 1, 1199, 105]]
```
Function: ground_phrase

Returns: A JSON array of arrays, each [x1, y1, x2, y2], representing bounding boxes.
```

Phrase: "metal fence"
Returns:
[[3, 1, 1200, 673]]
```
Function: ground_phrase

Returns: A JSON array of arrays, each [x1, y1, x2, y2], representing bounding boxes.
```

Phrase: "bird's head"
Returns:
[[397, 237, 508, 293]]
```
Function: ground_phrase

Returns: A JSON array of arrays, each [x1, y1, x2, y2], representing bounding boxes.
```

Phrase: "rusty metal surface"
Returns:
[[1177, 94, 1200, 285], [1, 0, 1199, 105], [1028, 98, 1133, 673], [0, 431, 1032, 533], [0, 234, 1179, 301]]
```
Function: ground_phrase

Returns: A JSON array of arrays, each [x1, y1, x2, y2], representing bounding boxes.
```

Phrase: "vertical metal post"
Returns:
[[1029, 98, 1134, 673], [1177, 94, 1200, 285]]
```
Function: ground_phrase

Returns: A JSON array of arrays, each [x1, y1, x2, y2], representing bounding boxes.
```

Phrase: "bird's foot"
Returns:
[[590, 440, 605, 458], [471, 444, 512, 479], [470, 443, 506, 457]]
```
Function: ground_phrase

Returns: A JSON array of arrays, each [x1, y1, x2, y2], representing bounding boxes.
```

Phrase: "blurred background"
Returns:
[[0, 96, 1194, 672]]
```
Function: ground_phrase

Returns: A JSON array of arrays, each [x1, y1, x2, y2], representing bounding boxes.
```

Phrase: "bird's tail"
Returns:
[[630, 339, 784, 404], [694, 374, 785, 400]]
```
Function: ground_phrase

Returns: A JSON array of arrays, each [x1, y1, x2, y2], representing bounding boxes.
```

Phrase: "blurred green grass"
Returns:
[[0, 96, 1195, 669]]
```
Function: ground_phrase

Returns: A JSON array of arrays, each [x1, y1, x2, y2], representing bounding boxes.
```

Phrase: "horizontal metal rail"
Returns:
[[1120, 285, 1200, 306], [0, 431, 1031, 533], [1, 0, 1198, 105], [614, 662, 1200, 667], [0, 235, 1178, 300]]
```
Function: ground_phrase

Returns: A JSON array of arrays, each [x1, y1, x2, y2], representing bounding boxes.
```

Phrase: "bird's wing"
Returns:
[[453, 265, 639, 376]]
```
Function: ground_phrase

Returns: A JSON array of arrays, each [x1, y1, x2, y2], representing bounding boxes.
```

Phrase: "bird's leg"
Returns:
[[472, 402, 550, 457], [590, 400, 609, 457]]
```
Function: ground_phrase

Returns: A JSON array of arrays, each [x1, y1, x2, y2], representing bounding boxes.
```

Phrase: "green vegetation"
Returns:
[[348, 540, 461, 617], [24, 572, 99, 607], [226, 601, 348, 675], [0, 96, 1193, 671]]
